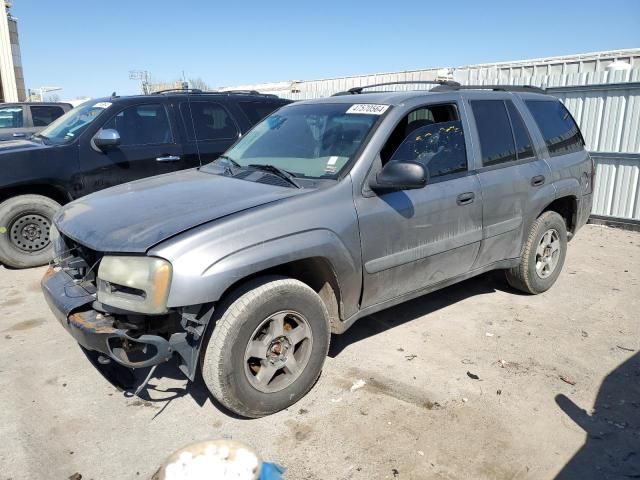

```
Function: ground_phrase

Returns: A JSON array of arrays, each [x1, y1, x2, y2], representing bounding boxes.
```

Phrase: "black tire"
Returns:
[[0, 194, 61, 269], [506, 211, 568, 294], [200, 276, 331, 418]]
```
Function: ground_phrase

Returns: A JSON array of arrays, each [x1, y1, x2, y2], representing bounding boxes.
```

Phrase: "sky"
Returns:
[[12, 0, 640, 100]]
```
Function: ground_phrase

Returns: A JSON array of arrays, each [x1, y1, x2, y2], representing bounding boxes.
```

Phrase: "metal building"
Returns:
[[220, 49, 640, 226], [0, 1, 25, 102]]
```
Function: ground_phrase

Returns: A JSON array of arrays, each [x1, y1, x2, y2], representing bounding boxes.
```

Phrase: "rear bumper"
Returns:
[[41, 267, 175, 369]]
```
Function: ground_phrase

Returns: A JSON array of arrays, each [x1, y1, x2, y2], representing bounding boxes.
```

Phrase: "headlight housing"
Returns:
[[97, 256, 172, 314]]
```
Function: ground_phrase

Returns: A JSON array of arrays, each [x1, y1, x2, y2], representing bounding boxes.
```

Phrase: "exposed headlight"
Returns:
[[97, 256, 172, 314]]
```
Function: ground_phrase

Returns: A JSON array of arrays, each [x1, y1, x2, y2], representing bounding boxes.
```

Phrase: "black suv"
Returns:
[[0, 102, 72, 141], [0, 90, 290, 268]]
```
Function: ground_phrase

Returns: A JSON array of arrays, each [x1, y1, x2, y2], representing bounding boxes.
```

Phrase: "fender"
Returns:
[[164, 229, 362, 318]]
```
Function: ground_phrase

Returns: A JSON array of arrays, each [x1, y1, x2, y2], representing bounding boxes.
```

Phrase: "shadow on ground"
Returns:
[[556, 353, 640, 479], [81, 270, 517, 417], [329, 270, 515, 357]]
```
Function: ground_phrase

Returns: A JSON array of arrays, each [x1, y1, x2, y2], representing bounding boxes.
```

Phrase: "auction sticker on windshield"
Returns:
[[93, 102, 112, 109], [346, 104, 389, 115]]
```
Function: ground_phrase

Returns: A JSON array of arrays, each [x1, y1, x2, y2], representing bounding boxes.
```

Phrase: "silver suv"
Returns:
[[42, 82, 594, 417]]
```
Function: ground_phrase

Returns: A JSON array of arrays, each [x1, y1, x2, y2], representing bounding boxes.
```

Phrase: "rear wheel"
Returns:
[[506, 211, 567, 294], [0, 194, 61, 268], [200, 276, 331, 418]]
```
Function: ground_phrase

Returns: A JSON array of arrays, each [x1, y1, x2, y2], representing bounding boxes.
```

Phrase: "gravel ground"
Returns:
[[1, 224, 638, 480]]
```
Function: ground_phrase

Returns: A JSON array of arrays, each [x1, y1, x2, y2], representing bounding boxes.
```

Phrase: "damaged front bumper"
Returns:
[[41, 266, 209, 380]]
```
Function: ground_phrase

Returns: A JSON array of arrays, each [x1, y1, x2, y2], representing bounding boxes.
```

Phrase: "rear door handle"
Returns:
[[456, 192, 475, 206], [531, 175, 545, 187], [156, 155, 181, 162]]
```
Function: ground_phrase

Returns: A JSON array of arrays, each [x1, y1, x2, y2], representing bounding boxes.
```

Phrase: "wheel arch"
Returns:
[[214, 256, 343, 333], [540, 195, 578, 236], [0, 183, 71, 206]]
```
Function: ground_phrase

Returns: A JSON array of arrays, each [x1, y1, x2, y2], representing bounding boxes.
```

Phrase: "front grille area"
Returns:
[[54, 233, 103, 286]]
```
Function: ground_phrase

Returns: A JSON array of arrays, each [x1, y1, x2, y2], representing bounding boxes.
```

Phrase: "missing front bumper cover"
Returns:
[[41, 267, 211, 381]]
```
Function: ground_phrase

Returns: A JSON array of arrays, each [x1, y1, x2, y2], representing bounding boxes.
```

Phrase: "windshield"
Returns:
[[209, 103, 386, 178], [37, 100, 112, 145]]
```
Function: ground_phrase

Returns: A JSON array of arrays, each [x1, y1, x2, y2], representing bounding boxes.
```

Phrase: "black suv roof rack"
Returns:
[[332, 80, 461, 96], [431, 84, 546, 94], [151, 88, 277, 98], [152, 88, 204, 94]]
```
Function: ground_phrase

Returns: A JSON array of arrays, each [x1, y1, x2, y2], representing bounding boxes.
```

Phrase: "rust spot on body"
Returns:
[[68, 312, 117, 334], [42, 266, 56, 281]]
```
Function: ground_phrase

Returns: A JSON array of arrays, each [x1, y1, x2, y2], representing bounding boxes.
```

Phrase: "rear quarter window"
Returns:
[[525, 100, 584, 157]]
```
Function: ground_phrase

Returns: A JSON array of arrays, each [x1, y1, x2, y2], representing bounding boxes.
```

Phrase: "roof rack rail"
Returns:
[[332, 80, 461, 96], [152, 88, 278, 98], [431, 84, 546, 94], [220, 90, 279, 98], [152, 88, 203, 95]]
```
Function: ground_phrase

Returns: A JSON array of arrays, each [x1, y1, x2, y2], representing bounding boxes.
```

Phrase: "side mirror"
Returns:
[[370, 160, 428, 192], [93, 129, 121, 151]]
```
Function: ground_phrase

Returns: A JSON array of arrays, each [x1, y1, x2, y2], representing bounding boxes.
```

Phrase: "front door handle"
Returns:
[[12, 133, 25, 137], [156, 155, 181, 162], [531, 175, 545, 187], [456, 192, 475, 206]]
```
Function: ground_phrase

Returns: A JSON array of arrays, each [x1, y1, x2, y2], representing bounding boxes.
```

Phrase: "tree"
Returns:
[[188, 77, 211, 91]]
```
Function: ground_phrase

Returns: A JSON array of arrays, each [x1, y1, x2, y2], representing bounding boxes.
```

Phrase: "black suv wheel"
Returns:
[[0, 194, 61, 268]]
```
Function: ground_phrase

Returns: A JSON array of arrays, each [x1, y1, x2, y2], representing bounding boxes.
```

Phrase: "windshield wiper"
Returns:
[[214, 155, 242, 175], [30, 133, 50, 145], [247, 164, 301, 189]]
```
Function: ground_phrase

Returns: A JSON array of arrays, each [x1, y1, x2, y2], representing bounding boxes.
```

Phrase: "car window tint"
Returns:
[[525, 100, 584, 157], [103, 104, 172, 146], [505, 101, 534, 160], [471, 100, 517, 166], [238, 101, 282, 124], [0, 106, 23, 128], [180, 102, 238, 141], [390, 120, 467, 178], [30, 105, 65, 127]]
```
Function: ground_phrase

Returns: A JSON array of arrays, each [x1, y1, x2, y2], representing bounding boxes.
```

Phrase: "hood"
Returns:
[[55, 169, 305, 253], [0, 138, 51, 154]]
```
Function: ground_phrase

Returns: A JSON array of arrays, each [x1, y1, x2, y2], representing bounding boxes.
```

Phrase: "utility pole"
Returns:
[[129, 70, 151, 94], [35, 86, 62, 101]]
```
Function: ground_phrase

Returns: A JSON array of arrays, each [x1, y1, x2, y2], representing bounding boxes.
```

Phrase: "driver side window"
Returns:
[[381, 104, 467, 178]]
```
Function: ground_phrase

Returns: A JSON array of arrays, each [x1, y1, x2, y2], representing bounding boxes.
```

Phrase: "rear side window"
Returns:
[[180, 101, 238, 141], [30, 105, 65, 127], [525, 100, 584, 157], [238, 101, 283, 124], [0, 105, 23, 128], [505, 101, 534, 160], [470, 100, 516, 166]]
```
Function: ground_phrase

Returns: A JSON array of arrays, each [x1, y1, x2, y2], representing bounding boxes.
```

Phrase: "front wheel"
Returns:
[[200, 276, 331, 418], [506, 211, 568, 294], [0, 194, 61, 269]]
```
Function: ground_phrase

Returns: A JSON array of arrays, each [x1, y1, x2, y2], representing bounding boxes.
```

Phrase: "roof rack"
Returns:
[[152, 88, 203, 94], [332, 80, 461, 96], [430, 84, 546, 94], [151, 88, 278, 98]]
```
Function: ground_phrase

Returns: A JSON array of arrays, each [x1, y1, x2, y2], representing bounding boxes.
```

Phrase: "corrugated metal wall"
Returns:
[[224, 50, 640, 222]]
